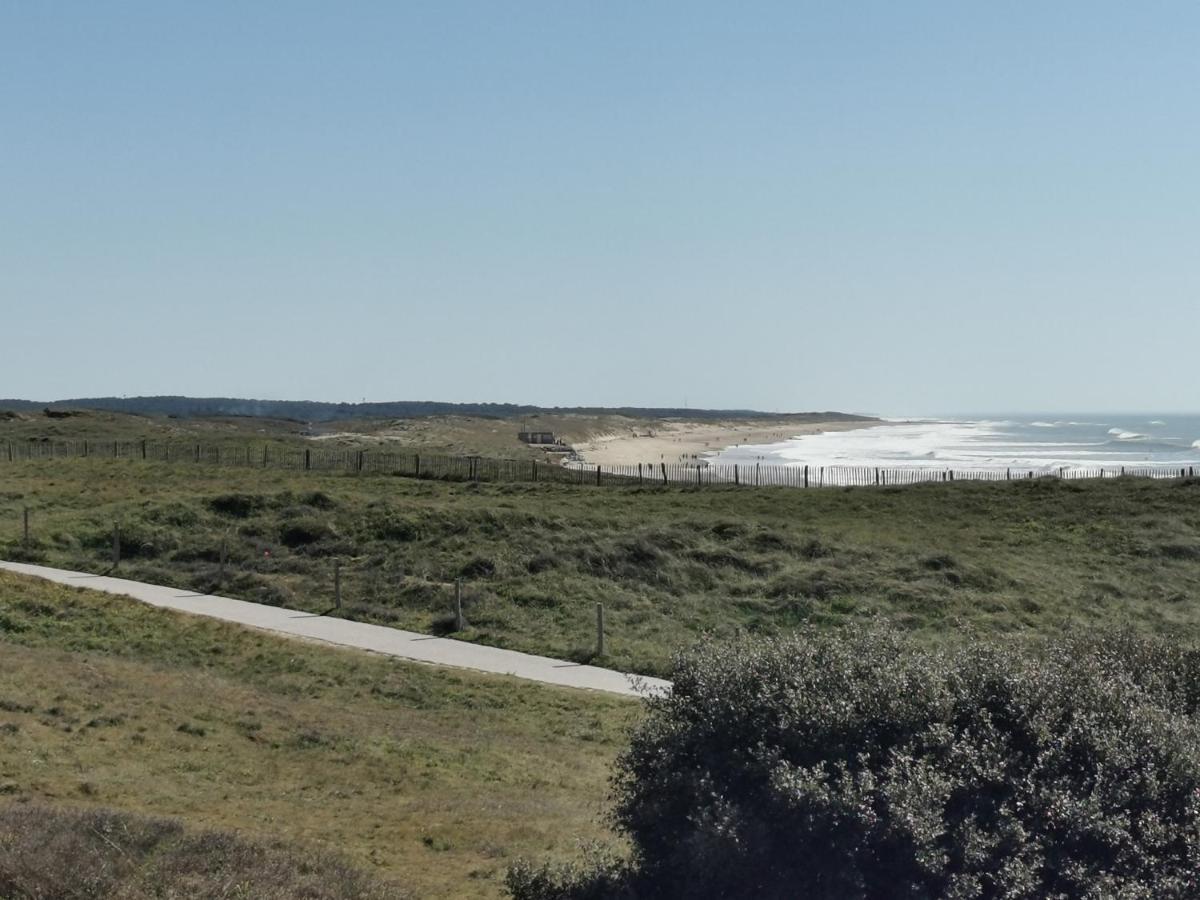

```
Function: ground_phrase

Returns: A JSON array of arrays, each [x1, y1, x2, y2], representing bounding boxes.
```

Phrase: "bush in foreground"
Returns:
[[510, 627, 1200, 899], [0, 803, 409, 899]]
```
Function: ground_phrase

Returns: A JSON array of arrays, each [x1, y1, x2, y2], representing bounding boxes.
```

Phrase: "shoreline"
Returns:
[[569, 419, 881, 467]]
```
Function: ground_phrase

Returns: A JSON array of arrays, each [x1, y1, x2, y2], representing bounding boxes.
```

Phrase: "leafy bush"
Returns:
[[513, 627, 1200, 899]]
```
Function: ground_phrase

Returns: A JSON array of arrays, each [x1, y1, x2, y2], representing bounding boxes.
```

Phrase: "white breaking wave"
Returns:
[[1150, 420, 1167, 426], [710, 416, 1200, 473]]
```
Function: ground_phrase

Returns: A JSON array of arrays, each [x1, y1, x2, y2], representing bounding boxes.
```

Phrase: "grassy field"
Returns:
[[0, 571, 635, 898], [3, 456, 1200, 676]]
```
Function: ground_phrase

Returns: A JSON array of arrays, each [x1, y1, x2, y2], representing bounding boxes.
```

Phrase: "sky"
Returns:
[[2, 2, 1197, 416]]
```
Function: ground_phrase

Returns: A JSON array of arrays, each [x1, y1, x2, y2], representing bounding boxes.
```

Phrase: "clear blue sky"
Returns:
[[3, 2, 1197, 415]]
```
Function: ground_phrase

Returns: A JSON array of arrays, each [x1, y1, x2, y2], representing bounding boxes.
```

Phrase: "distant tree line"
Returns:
[[0, 395, 873, 424]]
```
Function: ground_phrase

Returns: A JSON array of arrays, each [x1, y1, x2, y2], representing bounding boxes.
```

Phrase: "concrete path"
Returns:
[[0, 561, 670, 699]]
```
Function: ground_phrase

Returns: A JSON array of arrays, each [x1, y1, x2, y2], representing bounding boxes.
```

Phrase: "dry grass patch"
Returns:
[[0, 572, 638, 898]]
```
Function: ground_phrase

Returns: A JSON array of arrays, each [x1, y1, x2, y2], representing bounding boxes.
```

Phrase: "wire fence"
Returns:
[[2, 438, 1197, 488]]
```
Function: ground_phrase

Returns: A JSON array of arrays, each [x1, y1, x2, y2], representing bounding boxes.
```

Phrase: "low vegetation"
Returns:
[[3, 458, 1200, 675], [0, 804, 410, 899], [511, 626, 1200, 899], [0, 572, 636, 898]]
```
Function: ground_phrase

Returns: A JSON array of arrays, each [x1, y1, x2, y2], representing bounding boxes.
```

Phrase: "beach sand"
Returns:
[[570, 419, 877, 467]]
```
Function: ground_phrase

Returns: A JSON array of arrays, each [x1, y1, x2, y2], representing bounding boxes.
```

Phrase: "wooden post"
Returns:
[[756, 462, 760, 486], [141, 439, 147, 460], [804, 465, 809, 488], [23, 507, 29, 545], [455, 579, 464, 631], [414, 454, 421, 478], [875, 467, 879, 486], [194, 443, 200, 463], [661, 463, 668, 485], [596, 465, 602, 486], [357, 451, 364, 473], [532, 460, 538, 482], [733, 464, 739, 486], [6, 441, 11, 463], [335, 561, 342, 609], [696, 465, 701, 487], [596, 603, 605, 657], [638, 463, 643, 485], [112, 522, 121, 569], [83, 440, 89, 458], [304, 449, 311, 471]]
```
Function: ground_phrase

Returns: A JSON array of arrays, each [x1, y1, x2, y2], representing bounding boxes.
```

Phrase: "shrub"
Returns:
[[279, 518, 332, 548], [514, 627, 1200, 899], [208, 493, 267, 517]]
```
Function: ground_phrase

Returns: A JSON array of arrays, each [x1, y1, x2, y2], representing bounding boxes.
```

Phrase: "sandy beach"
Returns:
[[570, 419, 878, 467]]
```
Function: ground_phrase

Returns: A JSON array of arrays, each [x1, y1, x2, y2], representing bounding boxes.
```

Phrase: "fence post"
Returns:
[[532, 460, 538, 482], [83, 440, 89, 458], [596, 465, 601, 486], [661, 463, 668, 485], [875, 467, 879, 486], [455, 579, 464, 631], [804, 465, 809, 488], [335, 560, 342, 609], [6, 441, 11, 463], [733, 464, 739, 486], [112, 522, 121, 569], [414, 454, 421, 478], [141, 439, 147, 460], [638, 463, 643, 485], [304, 449, 311, 471], [596, 603, 605, 657], [356, 451, 364, 473], [696, 465, 701, 487]]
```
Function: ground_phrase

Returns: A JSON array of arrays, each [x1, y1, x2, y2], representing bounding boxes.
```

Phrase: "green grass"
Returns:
[[3, 457, 1200, 676], [0, 571, 636, 898]]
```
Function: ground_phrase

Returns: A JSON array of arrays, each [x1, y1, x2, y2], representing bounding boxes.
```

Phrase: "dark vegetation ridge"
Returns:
[[0, 395, 874, 423]]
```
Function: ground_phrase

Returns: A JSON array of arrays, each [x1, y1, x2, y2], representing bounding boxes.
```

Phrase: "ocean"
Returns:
[[711, 415, 1200, 474]]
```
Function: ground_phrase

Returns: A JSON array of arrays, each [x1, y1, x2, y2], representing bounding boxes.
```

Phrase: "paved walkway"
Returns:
[[0, 561, 670, 699]]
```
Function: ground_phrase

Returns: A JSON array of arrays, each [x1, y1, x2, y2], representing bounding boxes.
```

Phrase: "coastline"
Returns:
[[570, 419, 879, 467]]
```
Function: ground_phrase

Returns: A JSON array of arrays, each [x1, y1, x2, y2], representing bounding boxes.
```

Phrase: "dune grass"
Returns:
[[3, 458, 1200, 677], [0, 803, 412, 899], [0, 571, 636, 899]]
